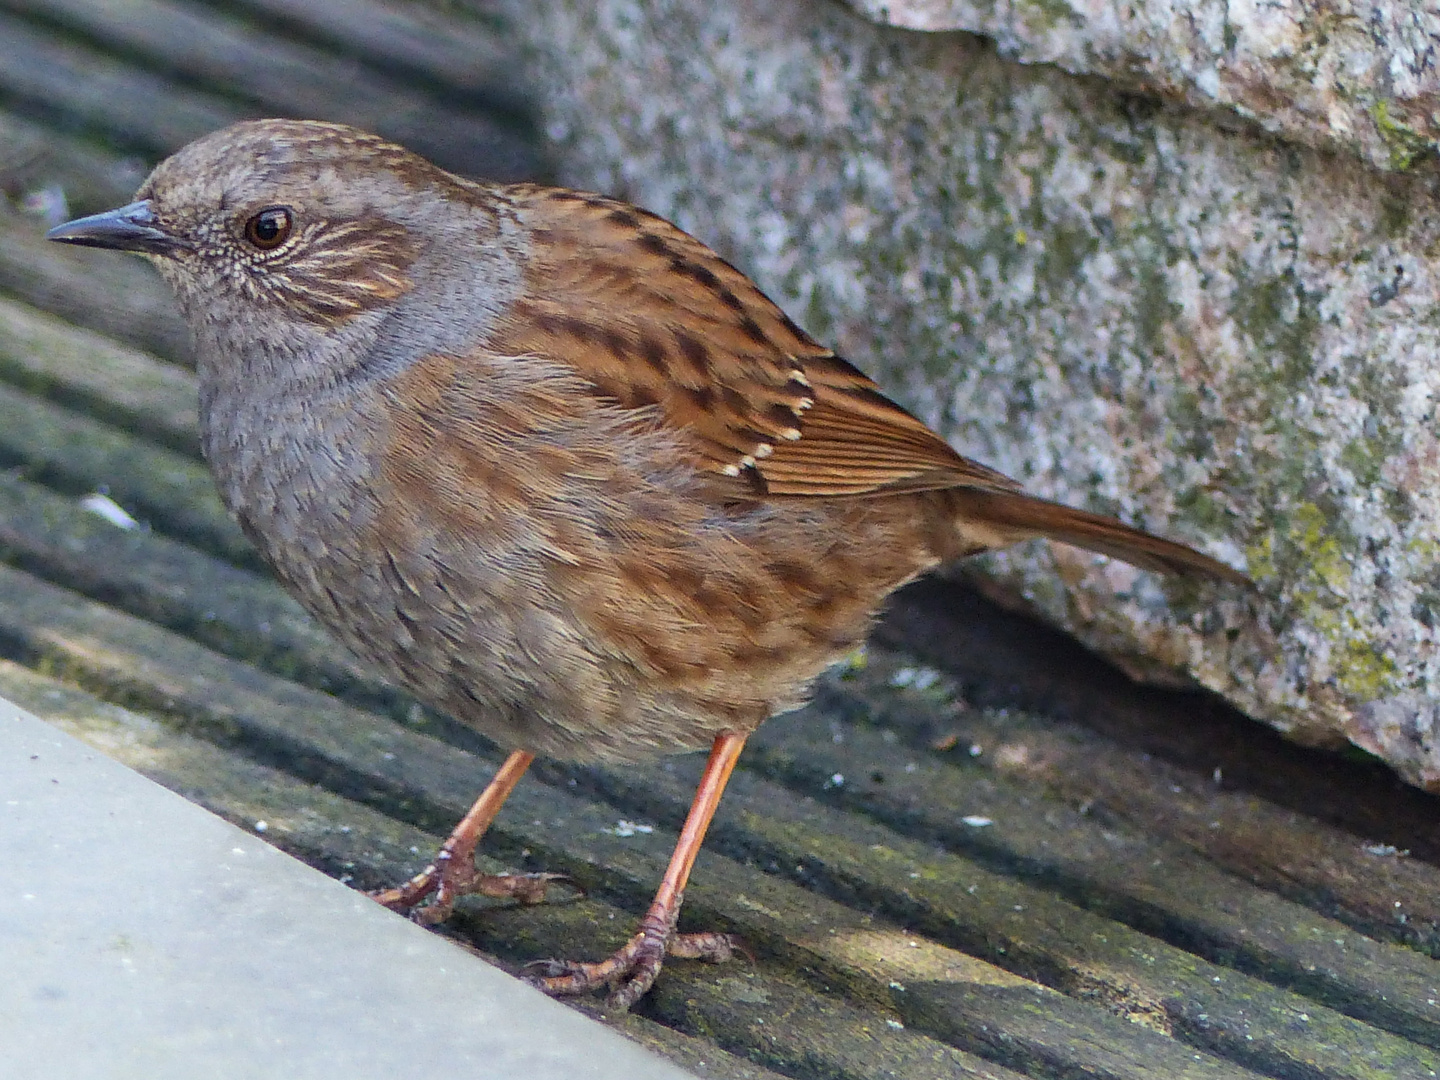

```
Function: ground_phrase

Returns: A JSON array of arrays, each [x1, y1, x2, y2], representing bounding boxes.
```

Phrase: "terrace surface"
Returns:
[[2, 2, 1439, 1077]]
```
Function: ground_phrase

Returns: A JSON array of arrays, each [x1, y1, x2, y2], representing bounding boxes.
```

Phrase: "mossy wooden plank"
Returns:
[[0, 110, 149, 215], [577, 751, 1440, 1080], [1025, 733, 1440, 954], [228, 0, 521, 104], [6, 0, 541, 180], [583, 1011, 801, 1080], [470, 907, 1059, 1080], [939, 676, 1440, 959], [0, 9, 235, 155], [0, 565, 1276, 1078], [676, 765, 1440, 1080], [0, 473, 358, 690], [695, 766, 1440, 1080], [744, 679, 1440, 1049], [0, 295, 197, 454], [879, 580, 1440, 957], [0, 381, 251, 567], [0, 208, 189, 364], [0, 562, 493, 822], [645, 969, 1035, 1080]]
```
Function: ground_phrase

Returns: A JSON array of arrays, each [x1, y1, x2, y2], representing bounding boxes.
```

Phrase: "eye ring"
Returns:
[[243, 207, 293, 250]]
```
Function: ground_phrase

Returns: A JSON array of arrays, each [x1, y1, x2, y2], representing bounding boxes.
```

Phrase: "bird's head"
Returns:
[[47, 119, 519, 387]]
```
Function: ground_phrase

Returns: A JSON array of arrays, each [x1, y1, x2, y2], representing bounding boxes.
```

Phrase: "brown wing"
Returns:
[[486, 185, 1022, 498]]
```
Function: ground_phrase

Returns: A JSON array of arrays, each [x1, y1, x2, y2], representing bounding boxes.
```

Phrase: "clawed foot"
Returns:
[[524, 734, 751, 1009], [523, 909, 738, 1010], [370, 750, 550, 923], [372, 854, 570, 925]]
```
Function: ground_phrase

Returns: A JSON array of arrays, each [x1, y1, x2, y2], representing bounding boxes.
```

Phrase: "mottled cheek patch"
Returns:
[[261, 217, 421, 327]]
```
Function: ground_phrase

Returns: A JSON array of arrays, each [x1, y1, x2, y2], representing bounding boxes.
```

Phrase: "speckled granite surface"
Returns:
[[489, 0, 1440, 786], [839, 0, 1440, 173]]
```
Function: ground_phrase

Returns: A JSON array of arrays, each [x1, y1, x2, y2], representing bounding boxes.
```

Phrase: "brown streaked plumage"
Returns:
[[47, 119, 1249, 1009]]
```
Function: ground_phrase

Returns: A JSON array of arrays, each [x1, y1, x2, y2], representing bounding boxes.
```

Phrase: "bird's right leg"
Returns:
[[372, 749, 563, 923]]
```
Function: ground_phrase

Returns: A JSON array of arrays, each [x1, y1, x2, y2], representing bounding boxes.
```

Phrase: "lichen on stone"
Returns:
[[1372, 100, 1437, 174]]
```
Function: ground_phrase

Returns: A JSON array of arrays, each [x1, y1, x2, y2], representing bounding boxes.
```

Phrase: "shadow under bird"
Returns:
[[49, 119, 1249, 1008]]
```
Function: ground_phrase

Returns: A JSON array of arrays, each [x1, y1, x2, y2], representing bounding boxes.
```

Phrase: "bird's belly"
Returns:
[[266, 496, 921, 763], [215, 404, 937, 763], [365, 494, 943, 761]]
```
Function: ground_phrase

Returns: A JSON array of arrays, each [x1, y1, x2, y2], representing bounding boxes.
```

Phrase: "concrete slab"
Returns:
[[0, 697, 692, 1080]]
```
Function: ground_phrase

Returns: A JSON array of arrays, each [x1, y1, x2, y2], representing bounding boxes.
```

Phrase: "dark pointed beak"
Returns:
[[46, 200, 185, 255]]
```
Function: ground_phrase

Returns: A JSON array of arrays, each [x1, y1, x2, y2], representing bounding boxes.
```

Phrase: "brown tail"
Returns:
[[948, 488, 1252, 585]]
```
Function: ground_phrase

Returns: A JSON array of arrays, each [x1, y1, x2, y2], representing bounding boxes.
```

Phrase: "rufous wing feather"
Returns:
[[493, 185, 1247, 584], [496, 186, 1015, 497]]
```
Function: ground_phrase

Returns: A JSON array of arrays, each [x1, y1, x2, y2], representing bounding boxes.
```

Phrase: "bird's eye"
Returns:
[[243, 207, 293, 250]]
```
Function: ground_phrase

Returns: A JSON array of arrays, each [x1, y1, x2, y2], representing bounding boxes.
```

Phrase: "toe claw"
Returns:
[[371, 867, 567, 925], [667, 930, 738, 963], [606, 971, 658, 1011], [369, 869, 438, 914], [472, 871, 570, 905], [520, 957, 573, 981], [526, 923, 738, 1009]]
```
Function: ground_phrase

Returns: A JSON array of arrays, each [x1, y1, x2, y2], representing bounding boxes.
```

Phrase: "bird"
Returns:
[[48, 118, 1248, 1008]]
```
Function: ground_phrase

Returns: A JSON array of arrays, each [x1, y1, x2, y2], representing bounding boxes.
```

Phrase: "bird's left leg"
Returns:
[[372, 749, 563, 923], [526, 732, 746, 1009]]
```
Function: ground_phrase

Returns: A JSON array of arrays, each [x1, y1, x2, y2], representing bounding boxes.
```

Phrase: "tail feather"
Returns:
[[947, 488, 1251, 585]]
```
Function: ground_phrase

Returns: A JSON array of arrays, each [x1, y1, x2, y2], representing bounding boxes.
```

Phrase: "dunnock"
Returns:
[[49, 119, 1247, 1008]]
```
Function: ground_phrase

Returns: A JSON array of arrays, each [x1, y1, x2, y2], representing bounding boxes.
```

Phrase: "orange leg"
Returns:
[[372, 749, 562, 924], [527, 732, 747, 1009]]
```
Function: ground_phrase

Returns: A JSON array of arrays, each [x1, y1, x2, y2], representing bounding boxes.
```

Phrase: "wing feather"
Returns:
[[485, 185, 1022, 500]]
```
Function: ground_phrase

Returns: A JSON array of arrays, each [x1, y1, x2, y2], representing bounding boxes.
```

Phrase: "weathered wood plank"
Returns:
[[0, 110, 148, 214], [878, 579, 1440, 955], [0, 473, 357, 690], [0, 207, 190, 365], [582, 756, 1440, 1080], [0, 382, 251, 566], [0, 295, 197, 454], [224, 0, 520, 103], [586, 1011, 801, 1080], [643, 970, 1035, 1080], [744, 677, 1440, 1049], [1, 0, 544, 180], [0, 9, 235, 154]]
